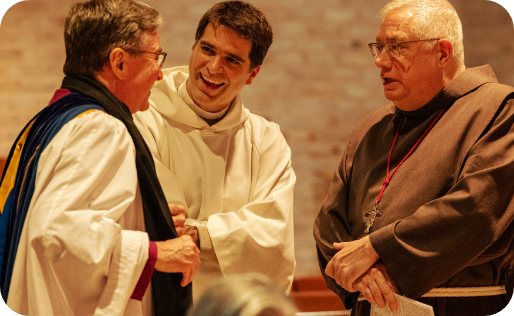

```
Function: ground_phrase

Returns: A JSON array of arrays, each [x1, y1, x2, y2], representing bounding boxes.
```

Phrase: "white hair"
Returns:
[[380, 0, 465, 71]]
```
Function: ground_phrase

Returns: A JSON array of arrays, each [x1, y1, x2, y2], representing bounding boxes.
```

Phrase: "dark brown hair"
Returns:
[[194, 1, 273, 70]]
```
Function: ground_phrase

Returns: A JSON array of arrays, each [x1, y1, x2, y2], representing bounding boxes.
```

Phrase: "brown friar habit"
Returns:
[[314, 65, 514, 316]]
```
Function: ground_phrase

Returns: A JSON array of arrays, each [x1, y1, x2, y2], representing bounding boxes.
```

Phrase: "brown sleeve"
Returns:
[[313, 146, 360, 309]]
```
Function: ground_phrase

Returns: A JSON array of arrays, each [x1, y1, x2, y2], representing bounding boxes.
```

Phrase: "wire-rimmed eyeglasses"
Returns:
[[368, 38, 439, 59], [124, 49, 167, 68]]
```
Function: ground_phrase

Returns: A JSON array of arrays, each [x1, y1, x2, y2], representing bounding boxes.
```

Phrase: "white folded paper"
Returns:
[[370, 294, 434, 316]]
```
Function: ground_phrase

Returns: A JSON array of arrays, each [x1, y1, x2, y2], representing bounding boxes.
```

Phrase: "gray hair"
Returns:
[[380, 0, 465, 71], [63, 0, 162, 77], [188, 274, 297, 316]]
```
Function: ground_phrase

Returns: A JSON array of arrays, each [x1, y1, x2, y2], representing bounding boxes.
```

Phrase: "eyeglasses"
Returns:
[[124, 49, 167, 68], [368, 38, 439, 59]]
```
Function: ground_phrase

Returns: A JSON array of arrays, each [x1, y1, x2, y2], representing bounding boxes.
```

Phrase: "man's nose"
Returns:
[[208, 56, 223, 74], [374, 48, 392, 68], [157, 67, 163, 81]]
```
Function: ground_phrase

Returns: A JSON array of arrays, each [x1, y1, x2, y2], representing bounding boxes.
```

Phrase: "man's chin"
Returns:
[[132, 102, 150, 114], [191, 91, 218, 111], [197, 84, 221, 99], [383, 90, 404, 102], [191, 87, 232, 112]]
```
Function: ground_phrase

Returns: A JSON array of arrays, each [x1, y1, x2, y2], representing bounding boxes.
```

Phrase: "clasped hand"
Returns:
[[169, 203, 186, 236], [325, 236, 399, 312], [154, 236, 201, 286], [153, 203, 200, 287]]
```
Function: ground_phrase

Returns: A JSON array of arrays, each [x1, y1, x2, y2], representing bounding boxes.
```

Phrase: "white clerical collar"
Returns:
[[179, 81, 231, 120]]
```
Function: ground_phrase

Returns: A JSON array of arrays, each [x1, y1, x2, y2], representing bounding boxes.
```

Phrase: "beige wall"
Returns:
[[0, 0, 513, 278]]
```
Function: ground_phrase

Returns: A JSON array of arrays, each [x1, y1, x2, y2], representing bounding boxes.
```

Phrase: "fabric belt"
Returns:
[[420, 286, 507, 297], [358, 285, 506, 301]]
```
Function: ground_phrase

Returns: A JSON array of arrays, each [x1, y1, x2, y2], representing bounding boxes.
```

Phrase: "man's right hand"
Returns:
[[169, 203, 186, 236], [154, 235, 201, 287]]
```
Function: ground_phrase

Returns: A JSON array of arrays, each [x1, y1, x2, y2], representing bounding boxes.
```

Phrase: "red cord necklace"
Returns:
[[363, 108, 447, 235]]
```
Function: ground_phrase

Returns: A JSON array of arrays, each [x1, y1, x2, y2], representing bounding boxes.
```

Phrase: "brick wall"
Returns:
[[1, 0, 513, 279]]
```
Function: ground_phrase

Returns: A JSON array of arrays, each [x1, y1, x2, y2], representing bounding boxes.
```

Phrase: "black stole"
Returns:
[[61, 76, 192, 316]]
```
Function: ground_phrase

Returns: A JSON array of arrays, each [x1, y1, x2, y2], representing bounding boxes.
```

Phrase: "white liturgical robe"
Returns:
[[7, 111, 152, 316], [134, 66, 296, 299]]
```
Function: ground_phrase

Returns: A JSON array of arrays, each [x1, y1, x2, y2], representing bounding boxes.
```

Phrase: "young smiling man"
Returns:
[[186, 23, 260, 113], [314, 0, 514, 315], [134, 0, 296, 300]]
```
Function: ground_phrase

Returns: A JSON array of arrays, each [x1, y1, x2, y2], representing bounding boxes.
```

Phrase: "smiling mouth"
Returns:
[[201, 73, 224, 88]]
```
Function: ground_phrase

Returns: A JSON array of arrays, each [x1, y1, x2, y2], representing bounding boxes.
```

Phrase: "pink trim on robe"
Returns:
[[48, 89, 72, 105], [131, 241, 157, 301]]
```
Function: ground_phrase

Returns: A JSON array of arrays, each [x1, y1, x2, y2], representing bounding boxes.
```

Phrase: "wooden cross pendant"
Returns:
[[364, 202, 383, 234]]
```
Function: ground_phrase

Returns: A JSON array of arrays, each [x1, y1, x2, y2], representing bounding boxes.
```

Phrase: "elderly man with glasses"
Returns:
[[0, 1, 200, 315], [314, 0, 514, 315]]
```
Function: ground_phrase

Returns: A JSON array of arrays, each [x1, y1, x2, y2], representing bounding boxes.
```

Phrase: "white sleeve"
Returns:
[[207, 123, 296, 293], [9, 111, 149, 316]]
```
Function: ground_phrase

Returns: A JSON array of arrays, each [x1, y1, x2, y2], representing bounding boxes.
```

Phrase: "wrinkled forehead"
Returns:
[[376, 8, 416, 43]]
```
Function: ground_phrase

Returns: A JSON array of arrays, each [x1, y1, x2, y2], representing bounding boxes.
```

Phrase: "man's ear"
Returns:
[[245, 65, 261, 85], [438, 39, 453, 67], [109, 48, 129, 80]]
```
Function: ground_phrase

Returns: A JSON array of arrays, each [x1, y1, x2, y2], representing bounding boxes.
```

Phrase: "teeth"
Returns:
[[202, 74, 223, 85]]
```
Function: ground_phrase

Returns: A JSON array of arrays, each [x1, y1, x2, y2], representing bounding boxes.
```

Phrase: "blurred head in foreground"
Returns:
[[188, 274, 297, 316]]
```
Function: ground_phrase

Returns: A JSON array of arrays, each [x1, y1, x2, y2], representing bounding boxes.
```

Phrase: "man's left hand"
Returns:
[[325, 236, 379, 292], [353, 262, 400, 312], [169, 204, 186, 236]]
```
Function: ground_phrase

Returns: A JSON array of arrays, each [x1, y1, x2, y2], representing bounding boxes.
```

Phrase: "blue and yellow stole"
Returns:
[[0, 90, 104, 298]]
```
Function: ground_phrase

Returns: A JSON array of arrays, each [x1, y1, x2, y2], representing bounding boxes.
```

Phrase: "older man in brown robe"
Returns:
[[314, 1, 514, 315]]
